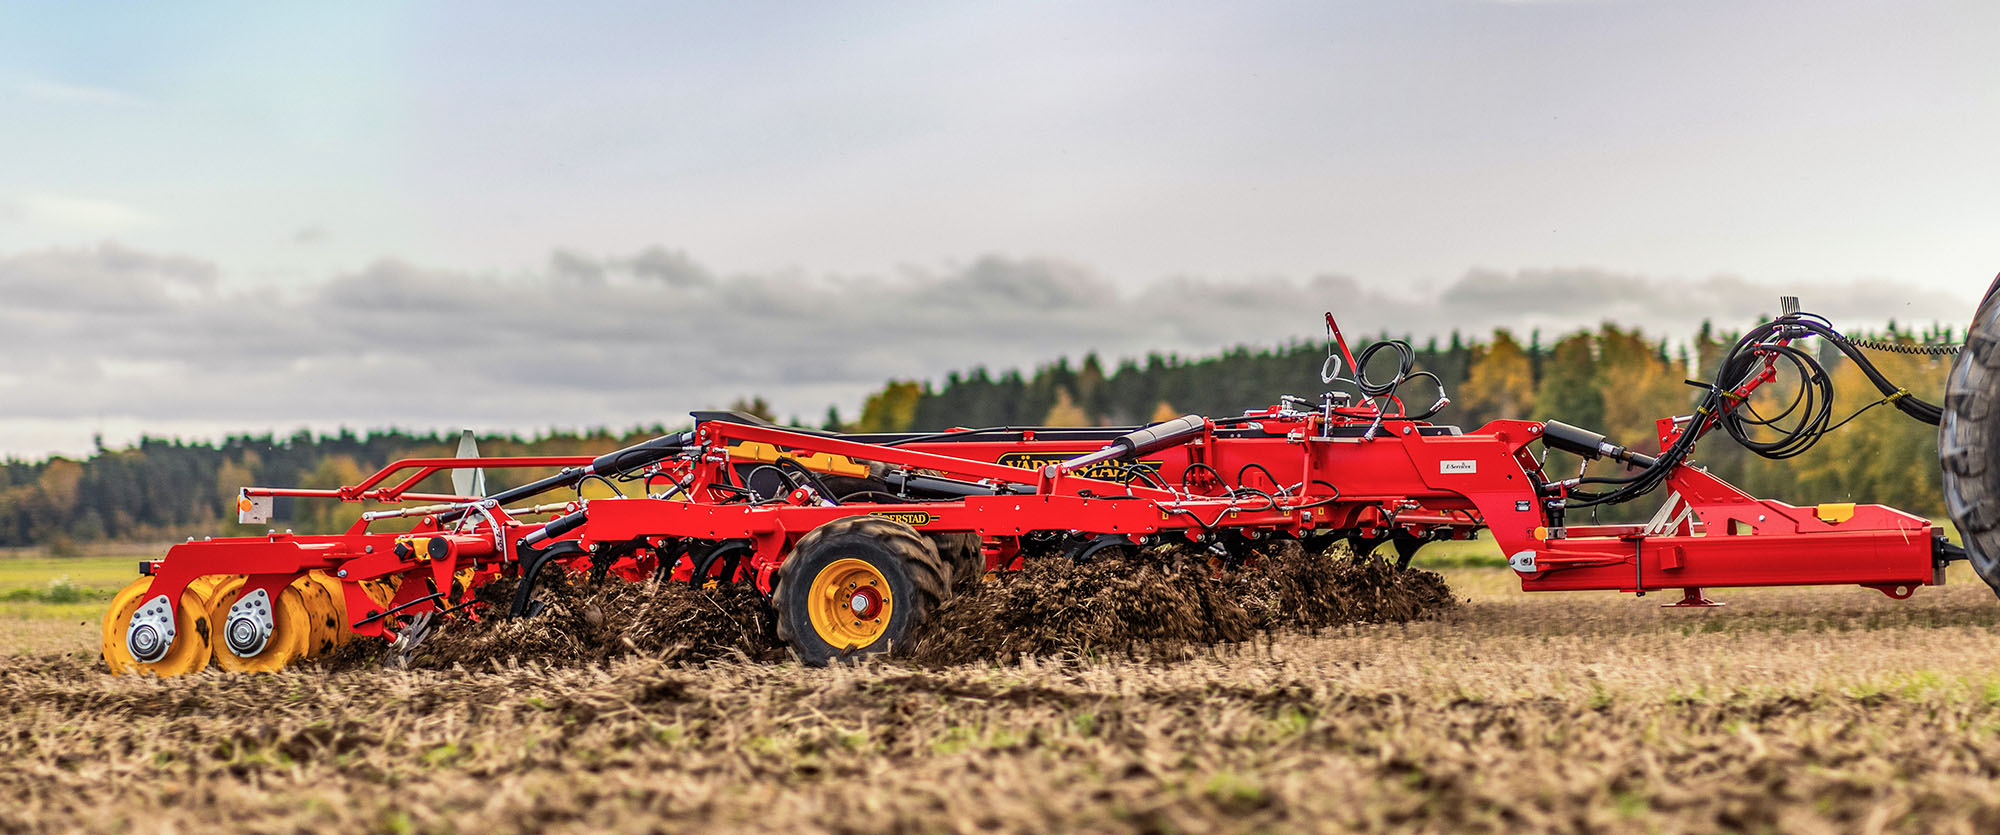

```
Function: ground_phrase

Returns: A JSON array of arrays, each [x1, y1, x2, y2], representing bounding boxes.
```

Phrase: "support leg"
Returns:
[[1662, 587, 1722, 608]]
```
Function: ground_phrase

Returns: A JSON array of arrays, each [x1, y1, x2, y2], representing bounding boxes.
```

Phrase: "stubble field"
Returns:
[[6, 544, 2000, 834]]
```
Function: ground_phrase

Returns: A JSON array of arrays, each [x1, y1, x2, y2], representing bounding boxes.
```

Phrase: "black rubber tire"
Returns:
[[773, 516, 948, 666], [927, 533, 986, 595], [1943, 274, 2000, 597]]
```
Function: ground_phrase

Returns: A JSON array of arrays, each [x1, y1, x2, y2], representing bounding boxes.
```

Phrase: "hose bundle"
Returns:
[[1346, 339, 1450, 421], [1563, 313, 1945, 508]]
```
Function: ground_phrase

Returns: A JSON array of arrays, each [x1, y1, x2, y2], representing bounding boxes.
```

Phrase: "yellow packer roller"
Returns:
[[100, 574, 231, 676]]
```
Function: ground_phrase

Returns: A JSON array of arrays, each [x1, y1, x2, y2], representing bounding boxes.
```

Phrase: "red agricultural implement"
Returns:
[[101, 280, 1998, 674]]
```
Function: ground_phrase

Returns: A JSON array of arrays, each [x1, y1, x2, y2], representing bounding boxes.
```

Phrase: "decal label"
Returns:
[[1440, 460, 1478, 474], [995, 451, 1162, 482], [871, 510, 936, 527]]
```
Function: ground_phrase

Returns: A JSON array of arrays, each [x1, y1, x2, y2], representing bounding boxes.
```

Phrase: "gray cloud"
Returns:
[[0, 243, 1981, 456], [0, 243, 216, 317], [619, 247, 713, 287], [1437, 269, 1977, 337]]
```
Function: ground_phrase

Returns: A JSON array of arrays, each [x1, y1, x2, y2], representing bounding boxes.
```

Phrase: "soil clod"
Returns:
[[329, 539, 1456, 671]]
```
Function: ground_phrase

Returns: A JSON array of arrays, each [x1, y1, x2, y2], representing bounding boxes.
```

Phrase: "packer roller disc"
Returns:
[[101, 574, 230, 676], [206, 576, 316, 673], [298, 571, 349, 657]]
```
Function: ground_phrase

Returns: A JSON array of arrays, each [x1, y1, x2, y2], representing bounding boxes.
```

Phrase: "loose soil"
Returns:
[[9, 569, 2000, 833], [351, 540, 1457, 671]]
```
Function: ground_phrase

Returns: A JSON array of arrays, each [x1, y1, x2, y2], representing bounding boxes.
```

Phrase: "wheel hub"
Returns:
[[222, 588, 275, 658], [128, 624, 163, 660], [807, 558, 894, 649], [124, 594, 176, 663], [846, 587, 883, 620]]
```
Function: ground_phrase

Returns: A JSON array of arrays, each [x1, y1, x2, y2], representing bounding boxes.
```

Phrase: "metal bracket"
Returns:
[[222, 588, 276, 658], [237, 490, 273, 525], [1508, 550, 1538, 573], [125, 594, 177, 663]]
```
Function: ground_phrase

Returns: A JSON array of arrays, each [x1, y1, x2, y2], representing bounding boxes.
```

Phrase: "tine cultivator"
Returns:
[[102, 285, 1993, 673]]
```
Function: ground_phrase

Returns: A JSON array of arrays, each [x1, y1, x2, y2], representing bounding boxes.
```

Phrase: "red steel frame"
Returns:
[[128, 319, 1945, 647]]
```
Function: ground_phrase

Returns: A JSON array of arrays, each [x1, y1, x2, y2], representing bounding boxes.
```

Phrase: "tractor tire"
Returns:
[[774, 516, 948, 666], [1943, 274, 2000, 597], [927, 532, 986, 595]]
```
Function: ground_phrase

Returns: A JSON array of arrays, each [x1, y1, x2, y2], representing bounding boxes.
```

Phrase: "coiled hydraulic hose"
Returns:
[[1837, 335, 1963, 356], [1562, 312, 1946, 508], [1346, 340, 1451, 422]]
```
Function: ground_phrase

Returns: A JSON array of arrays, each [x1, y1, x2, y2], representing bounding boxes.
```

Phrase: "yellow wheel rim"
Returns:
[[805, 558, 894, 650], [101, 577, 215, 676], [206, 577, 313, 673]]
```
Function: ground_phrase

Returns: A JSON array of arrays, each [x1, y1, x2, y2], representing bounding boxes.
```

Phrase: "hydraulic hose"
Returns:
[[1561, 311, 1946, 509]]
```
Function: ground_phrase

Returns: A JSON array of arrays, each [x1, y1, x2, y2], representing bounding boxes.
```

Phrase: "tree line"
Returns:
[[0, 319, 1959, 548]]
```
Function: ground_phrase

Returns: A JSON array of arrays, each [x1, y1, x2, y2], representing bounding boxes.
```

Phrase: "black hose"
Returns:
[[1563, 312, 1946, 509], [1838, 335, 1962, 356], [774, 457, 842, 505], [1356, 340, 1415, 398]]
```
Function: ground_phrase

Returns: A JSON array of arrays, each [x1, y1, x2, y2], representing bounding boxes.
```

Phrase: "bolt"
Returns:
[[337, 570, 348, 578]]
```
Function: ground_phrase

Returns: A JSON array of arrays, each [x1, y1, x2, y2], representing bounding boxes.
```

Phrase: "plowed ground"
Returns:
[[8, 554, 2000, 834]]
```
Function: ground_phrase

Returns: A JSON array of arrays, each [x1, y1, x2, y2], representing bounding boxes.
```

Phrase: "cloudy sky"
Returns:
[[0, 1, 1992, 458]]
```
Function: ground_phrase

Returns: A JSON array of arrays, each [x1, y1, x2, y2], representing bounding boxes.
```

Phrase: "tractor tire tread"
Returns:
[[1942, 274, 2000, 596], [773, 516, 945, 664]]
